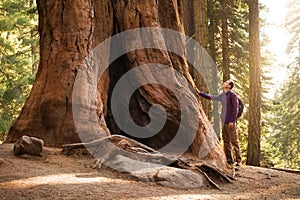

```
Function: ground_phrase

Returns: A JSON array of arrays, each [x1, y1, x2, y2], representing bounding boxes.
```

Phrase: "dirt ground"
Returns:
[[0, 143, 299, 200]]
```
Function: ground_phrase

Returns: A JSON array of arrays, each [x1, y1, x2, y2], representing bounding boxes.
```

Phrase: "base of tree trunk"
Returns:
[[62, 135, 233, 189]]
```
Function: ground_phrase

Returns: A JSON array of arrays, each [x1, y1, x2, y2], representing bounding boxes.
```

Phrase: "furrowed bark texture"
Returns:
[[6, 0, 227, 171], [6, 0, 114, 146]]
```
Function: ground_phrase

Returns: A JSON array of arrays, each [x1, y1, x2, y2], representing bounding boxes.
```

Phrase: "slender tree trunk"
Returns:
[[181, 0, 194, 37], [221, 0, 230, 81], [247, 0, 261, 166], [193, 0, 208, 50], [207, 0, 221, 138], [193, 0, 211, 118], [180, 0, 195, 85], [29, 0, 38, 74]]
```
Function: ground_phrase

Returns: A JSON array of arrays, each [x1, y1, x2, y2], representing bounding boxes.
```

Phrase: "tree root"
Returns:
[[63, 135, 177, 165], [62, 134, 232, 189], [171, 158, 232, 190]]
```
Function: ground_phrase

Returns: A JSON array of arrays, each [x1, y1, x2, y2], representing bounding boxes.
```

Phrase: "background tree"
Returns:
[[0, 0, 38, 139], [265, 0, 300, 169], [286, 0, 300, 57], [221, 0, 230, 82], [192, 0, 211, 118], [207, 0, 221, 137], [180, 0, 211, 118], [269, 68, 300, 169], [246, 0, 261, 166], [206, 0, 250, 142]]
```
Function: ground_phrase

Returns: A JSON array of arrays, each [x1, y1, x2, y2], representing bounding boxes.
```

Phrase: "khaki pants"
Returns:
[[222, 123, 242, 164]]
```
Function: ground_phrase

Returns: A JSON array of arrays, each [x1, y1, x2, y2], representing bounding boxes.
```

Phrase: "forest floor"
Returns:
[[0, 143, 299, 200]]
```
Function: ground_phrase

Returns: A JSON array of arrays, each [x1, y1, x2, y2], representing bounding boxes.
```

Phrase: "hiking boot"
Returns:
[[235, 162, 242, 167]]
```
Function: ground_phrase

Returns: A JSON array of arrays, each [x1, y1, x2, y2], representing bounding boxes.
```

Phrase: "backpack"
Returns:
[[230, 93, 244, 118], [237, 98, 244, 118]]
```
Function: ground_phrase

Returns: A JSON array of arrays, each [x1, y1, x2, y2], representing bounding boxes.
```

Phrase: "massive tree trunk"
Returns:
[[247, 0, 261, 166], [6, 0, 114, 146], [6, 0, 228, 173]]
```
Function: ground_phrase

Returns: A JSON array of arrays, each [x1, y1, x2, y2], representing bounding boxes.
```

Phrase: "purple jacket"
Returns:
[[199, 90, 238, 124]]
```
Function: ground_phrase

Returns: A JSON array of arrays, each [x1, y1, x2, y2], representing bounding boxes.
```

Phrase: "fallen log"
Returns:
[[271, 167, 300, 174]]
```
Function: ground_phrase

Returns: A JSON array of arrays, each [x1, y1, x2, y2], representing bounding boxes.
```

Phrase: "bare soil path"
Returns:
[[0, 143, 299, 200]]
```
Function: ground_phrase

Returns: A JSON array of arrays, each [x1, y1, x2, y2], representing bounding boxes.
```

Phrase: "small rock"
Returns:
[[13, 135, 44, 157]]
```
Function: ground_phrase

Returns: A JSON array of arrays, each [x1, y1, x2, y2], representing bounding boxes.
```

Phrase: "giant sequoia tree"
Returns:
[[5, 0, 231, 182]]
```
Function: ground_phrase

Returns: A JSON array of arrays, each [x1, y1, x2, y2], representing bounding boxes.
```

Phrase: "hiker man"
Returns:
[[196, 80, 242, 166]]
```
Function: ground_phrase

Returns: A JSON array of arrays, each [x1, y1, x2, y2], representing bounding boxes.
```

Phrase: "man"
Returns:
[[197, 80, 242, 166]]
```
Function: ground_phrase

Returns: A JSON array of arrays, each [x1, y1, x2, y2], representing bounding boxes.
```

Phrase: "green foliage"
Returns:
[[286, 0, 300, 56], [207, 0, 250, 156], [262, 0, 300, 170], [0, 0, 38, 139], [226, 1, 251, 158], [207, 0, 276, 165], [267, 67, 300, 169]]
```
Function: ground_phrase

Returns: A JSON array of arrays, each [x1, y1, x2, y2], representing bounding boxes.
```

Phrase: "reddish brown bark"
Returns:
[[6, 0, 114, 146], [193, 0, 211, 118], [221, 0, 230, 82], [247, 0, 261, 166], [6, 0, 227, 171]]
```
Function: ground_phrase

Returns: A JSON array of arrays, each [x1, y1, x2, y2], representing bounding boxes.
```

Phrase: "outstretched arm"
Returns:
[[196, 88, 221, 101]]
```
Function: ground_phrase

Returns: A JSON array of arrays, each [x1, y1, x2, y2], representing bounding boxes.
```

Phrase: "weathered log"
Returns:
[[271, 167, 300, 174]]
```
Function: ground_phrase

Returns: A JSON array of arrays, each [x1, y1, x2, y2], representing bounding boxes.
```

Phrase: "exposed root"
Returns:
[[62, 134, 232, 189], [170, 158, 230, 190], [197, 164, 234, 182], [63, 134, 177, 165], [198, 169, 221, 190]]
